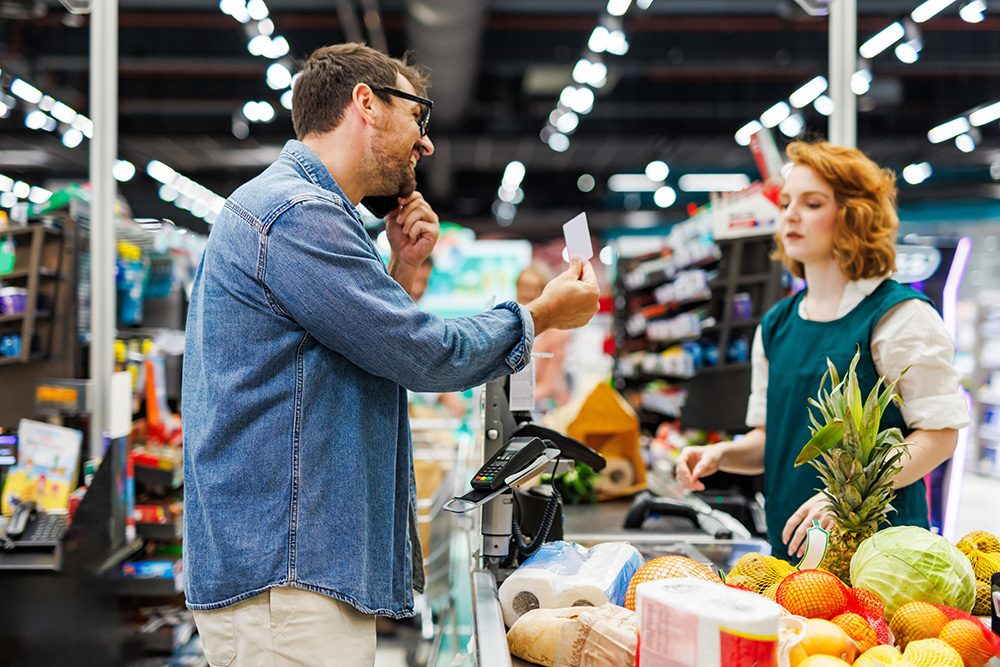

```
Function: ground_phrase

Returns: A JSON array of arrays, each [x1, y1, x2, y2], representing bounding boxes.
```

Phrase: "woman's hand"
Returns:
[[674, 444, 724, 492], [783, 491, 834, 558]]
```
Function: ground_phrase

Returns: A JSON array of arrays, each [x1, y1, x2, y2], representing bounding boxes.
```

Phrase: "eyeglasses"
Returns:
[[371, 86, 433, 136]]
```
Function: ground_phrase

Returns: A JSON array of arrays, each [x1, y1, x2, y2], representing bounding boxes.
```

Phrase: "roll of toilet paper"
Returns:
[[499, 541, 643, 628], [636, 578, 781, 667], [593, 457, 635, 497]]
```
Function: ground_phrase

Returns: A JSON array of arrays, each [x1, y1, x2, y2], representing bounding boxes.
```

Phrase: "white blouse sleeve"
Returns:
[[745, 324, 768, 428], [871, 300, 971, 430]]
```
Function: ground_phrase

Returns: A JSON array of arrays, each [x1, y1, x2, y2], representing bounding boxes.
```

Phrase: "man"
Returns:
[[407, 256, 434, 302], [182, 43, 600, 666]]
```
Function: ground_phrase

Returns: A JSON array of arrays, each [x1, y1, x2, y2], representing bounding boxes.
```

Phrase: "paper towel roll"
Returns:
[[594, 457, 635, 496], [499, 541, 643, 627], [500, 571, 557, 628]]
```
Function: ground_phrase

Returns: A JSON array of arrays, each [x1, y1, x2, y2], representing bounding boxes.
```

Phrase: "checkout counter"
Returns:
[[442, 379, 769, 667]]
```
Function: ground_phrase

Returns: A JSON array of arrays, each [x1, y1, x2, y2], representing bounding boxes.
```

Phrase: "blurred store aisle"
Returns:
[[956, 471, 1000, 538]]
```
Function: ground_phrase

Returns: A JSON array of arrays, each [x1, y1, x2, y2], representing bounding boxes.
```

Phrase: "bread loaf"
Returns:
[[553, 604, 637, 667], [507, 607, 585, 667]]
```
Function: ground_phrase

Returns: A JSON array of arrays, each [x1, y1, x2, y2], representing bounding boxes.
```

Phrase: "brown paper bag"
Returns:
[[542, 383, 646, 500]]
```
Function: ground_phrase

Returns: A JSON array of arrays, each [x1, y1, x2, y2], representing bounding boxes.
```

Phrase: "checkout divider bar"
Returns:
[[471, 570, 513, 667]]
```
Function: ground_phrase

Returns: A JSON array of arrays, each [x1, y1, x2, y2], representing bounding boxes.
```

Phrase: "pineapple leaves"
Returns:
[[845, 349, 863, 428], [858, 379, 883, 462], [795, 419, 844, 466]]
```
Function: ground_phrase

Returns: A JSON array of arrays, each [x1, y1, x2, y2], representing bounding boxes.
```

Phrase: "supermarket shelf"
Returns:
[[134, 463, 183, 490], [1, 267, 61, 280], [136, 520, 183, 542], [116, 576, 183, 598]]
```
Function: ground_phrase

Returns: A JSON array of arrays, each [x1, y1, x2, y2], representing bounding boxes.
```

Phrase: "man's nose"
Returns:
[[418, 134, 434, 157]]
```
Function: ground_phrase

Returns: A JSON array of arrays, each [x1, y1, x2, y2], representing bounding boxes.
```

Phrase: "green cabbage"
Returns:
[[850, 526, 976, 618]]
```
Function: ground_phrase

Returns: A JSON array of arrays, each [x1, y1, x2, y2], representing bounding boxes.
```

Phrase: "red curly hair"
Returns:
[[771, 141, 898, 280]]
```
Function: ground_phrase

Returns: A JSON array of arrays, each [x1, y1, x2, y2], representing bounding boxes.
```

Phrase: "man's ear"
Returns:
[[352, 82, 379, 129]]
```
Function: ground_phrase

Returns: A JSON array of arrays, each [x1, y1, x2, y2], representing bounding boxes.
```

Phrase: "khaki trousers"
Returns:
[[193, 587, 376, 667]]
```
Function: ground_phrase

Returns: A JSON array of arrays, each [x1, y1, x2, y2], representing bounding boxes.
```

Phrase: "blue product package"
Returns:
[[507, 540, 643, 608]]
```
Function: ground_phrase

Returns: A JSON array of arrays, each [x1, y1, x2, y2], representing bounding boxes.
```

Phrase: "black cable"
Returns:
[[511, 456, 562, 557]]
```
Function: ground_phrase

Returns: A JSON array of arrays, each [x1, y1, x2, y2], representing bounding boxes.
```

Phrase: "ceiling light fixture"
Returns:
[[851, 69, 872, 96], [954, 133, 976, 152], [959, 0, 987, 22], [760, 101, 790, 128], [10, 79, 43, 104], [859, 22, 905, 58], [789, 76, 828, 108], [607, 0, 632, 17], [677, 173, 751, 192], [734, 120, 763, 146], [645, 160, 669, 181], [778, 113, 805, 137], [608, 174, 662, 192], [813, 95, 835, 116], [969, 100, 1000, 126], [902, 162, 933, 184], [653, 186, 677, 208], [911, 0, 958, 22], [927, 117, 971, 143], [577, 174, 596, 192]]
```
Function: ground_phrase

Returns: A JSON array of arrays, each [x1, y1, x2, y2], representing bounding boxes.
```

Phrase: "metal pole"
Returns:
[[89, 0, 118, 459], [828, 0, 857, 147]]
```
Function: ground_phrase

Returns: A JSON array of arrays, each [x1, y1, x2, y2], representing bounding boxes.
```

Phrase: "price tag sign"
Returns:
[[508, 360, 536, 411]]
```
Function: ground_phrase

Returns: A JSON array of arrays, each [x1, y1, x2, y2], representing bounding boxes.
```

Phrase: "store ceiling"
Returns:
[[0, 0, 998, 238]]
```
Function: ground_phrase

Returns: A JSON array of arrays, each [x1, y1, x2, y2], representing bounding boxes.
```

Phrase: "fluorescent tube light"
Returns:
[[789, 76, 828, 108], [608, 174, 662, 192], [969, 101, 1000, 126], [927, 117, 971, 143], [911, 0, 957, 22], [859, 22, 904, 58], [677, 174, 751, 192]]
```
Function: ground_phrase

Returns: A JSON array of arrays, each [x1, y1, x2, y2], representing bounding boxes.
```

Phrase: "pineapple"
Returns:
[[795, 350, 914, 584]]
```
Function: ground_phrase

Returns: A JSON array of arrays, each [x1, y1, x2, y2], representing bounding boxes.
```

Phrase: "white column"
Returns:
[[828, 0, 857, 147], [89, 0, 118, 459]]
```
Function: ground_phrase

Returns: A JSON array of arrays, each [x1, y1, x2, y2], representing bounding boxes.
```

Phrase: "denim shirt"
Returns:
[[182, 140, 533, 616]]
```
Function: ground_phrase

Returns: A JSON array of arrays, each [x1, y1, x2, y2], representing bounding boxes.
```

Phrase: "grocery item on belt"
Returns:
[[635, 577, 781, 667], [507, 607, 584, 667], [498, 540, 642, 628], [552, 603, 637, 667]]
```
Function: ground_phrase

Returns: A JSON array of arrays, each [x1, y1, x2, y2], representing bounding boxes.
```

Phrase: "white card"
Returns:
[[508, 360, 536, 411], [562, 212, 593, 262]]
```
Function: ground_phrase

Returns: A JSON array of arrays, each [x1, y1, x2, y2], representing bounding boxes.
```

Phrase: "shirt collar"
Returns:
[[279, 139, 363, 224]]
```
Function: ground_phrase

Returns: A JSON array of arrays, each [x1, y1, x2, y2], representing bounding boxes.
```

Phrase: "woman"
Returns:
[[517, 262, 572, 408], [674, 141, 969, 562]]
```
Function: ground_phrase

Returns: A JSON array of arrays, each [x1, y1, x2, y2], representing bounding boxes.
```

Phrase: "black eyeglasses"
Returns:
[[371, 86, 433, 136]]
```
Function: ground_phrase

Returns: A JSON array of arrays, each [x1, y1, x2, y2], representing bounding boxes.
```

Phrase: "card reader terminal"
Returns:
[[471, 436, 547, 491]]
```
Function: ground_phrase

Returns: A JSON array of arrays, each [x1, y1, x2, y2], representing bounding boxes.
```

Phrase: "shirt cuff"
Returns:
[[493, 300, 534, 373], [900, 393, 971, 431]]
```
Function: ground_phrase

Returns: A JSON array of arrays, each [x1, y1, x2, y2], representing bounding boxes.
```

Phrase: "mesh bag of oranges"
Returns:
[[956, 530, 1000, 616], [725, 552, 797, 600], [888, 600, 1000, 667], [622, 554, 722, 611], [775, 568, 891, 647]]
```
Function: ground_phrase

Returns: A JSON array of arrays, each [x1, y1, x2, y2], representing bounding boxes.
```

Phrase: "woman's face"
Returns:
[[778, 164, 840, 267]]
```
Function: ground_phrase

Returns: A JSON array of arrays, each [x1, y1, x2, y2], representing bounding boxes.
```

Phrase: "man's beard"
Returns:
[[370, 132, 417, 199]]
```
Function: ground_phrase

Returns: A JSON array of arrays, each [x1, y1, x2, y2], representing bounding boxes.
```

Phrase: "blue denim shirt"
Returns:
[[182, 140, 533, 615]]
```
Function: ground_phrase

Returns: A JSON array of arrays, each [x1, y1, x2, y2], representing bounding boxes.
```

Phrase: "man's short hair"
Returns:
[[291, 42, 430, 140]]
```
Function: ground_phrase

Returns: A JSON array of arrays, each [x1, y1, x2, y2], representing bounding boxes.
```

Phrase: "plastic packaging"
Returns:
[[498, 541, 643, 628], [635, 578, 781, 667], [0, 287, 28, 315]]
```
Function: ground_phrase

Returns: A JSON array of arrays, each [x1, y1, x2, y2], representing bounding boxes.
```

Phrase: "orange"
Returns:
[[902, 638, 964, 667], [853, 644, 903, 666], [798, 618, 859, 663], [788, 642, 808, 667], [622, 555, 723, 611], [797, 655, 851, 667], [889, 601, 950, 651], [775, 569, 850, 619], [937, 619, 994, 667], [830, 611, 878, 653]]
